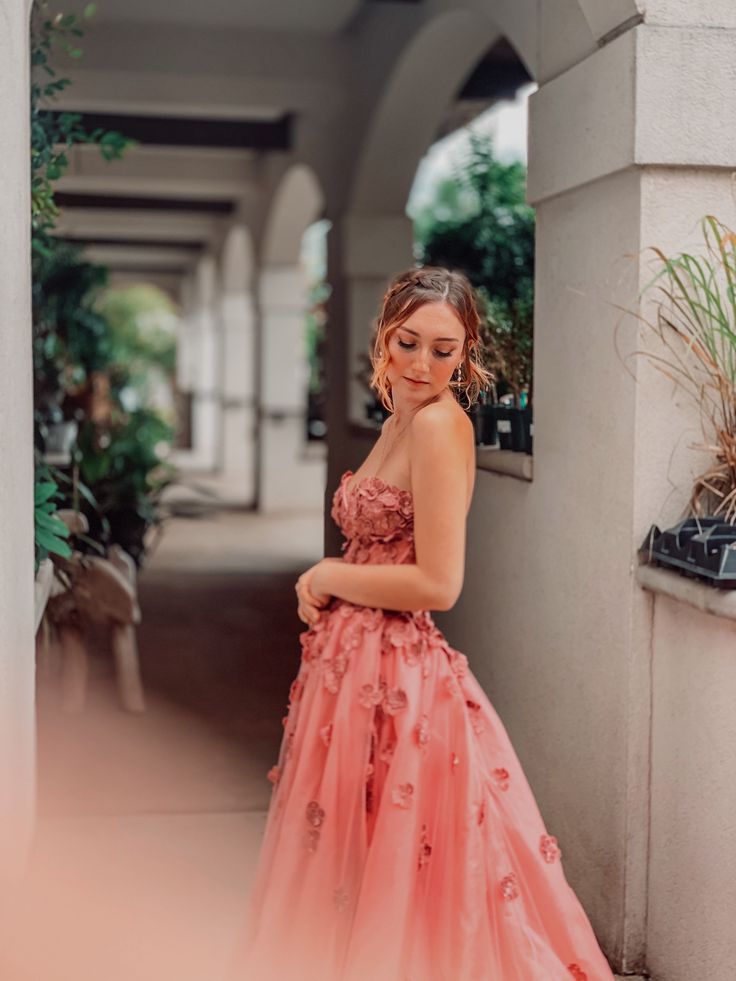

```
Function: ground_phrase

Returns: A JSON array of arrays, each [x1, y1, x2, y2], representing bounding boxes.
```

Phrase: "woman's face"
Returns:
[[385, 301, 465, 405]]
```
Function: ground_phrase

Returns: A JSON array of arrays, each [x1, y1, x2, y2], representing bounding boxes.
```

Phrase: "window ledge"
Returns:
[[476, 446, 533, 481], [637, 562, 736, 623]]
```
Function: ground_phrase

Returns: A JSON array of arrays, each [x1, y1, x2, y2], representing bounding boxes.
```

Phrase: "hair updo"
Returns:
[[369, 266, 492, 413]]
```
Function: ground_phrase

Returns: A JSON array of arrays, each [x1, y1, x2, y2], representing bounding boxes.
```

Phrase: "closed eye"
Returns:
[[397, 340, 454, 359]]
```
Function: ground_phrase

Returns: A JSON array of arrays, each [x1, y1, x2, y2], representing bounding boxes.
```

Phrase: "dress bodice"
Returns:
[[331, 469, 416, 566]]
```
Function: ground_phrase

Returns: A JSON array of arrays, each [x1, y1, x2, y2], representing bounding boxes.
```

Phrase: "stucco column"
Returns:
[[219, 227, 257, 501], [184, 255, 222, 470], [257, 265, 323, 510], [0, 0, 35, 883], [341, 213, 414, 425]]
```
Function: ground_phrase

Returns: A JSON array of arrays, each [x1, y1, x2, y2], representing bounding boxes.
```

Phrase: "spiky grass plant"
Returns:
[[633, 215, 736, 521]]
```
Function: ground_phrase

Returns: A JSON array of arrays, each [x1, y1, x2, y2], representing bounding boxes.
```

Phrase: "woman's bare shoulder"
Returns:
[[410, 398, 475, 466], [411, 397, 473, 439], [409, 399, 475, 505]]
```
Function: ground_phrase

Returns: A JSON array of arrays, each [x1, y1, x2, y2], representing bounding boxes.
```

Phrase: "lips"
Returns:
[[404, 376, 429, 385]]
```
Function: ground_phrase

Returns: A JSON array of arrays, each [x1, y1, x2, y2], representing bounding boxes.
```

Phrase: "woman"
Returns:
[[231, 268, 616, 980]]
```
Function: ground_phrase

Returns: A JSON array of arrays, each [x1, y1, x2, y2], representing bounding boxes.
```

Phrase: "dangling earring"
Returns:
[[454, 362, 464, 383]]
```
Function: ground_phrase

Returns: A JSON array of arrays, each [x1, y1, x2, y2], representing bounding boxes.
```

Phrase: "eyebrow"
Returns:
[[399, 326, 462, 344]]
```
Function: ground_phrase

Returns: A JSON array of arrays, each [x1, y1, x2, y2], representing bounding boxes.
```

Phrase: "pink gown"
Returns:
[[230, 470, 617, 981]]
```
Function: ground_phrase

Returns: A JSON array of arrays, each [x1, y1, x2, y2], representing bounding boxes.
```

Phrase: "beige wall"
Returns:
[[440, 167, 643, 964], [647, 596, 736, 981]]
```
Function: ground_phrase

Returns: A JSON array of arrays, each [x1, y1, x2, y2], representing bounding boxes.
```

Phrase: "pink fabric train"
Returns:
[[230, 470, 616, 981]]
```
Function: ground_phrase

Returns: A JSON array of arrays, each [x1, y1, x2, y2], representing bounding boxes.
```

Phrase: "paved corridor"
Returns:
[[1, 502, 324, 981]]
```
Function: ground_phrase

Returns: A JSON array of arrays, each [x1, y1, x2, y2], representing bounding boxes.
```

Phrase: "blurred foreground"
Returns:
[[0, 499, 323, 981]]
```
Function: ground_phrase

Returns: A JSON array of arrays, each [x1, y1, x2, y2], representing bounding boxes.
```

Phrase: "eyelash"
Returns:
[[397, 339, 453, 359]]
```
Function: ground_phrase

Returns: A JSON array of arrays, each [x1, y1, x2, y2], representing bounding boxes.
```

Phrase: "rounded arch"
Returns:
[[348, 0, 631, 214], [350, 7, 502, 215], [261, 164, 324, 267]]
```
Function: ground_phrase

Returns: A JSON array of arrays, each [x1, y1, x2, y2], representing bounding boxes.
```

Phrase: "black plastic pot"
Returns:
[[640, 517, 736, 588], [106, 508, 151, 567], [479, 403, 498, 447], [522, 405, 533, 455], [495, 406, 526, 452]]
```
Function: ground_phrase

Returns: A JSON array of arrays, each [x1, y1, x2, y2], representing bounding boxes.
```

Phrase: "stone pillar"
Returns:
[[341, 214, 415, 425], [187, 255, 222, 470], [219, 226, 257, 502], [257, 265, 323, 510], [0, 0, 36, 883]]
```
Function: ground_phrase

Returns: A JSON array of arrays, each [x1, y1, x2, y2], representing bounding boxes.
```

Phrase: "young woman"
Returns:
[[231, 268, 616, 980]]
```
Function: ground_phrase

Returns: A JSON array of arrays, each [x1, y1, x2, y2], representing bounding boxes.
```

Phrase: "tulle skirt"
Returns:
[[228, 601, 615, 981]]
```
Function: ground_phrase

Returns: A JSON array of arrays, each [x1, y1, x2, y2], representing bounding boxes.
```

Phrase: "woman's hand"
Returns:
[[295, 560, 335, 626]]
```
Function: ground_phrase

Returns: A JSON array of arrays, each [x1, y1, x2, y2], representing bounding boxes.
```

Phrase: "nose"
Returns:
[[411, 349, 431, 374]]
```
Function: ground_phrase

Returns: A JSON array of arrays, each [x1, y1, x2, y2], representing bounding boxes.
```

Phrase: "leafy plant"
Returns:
[[29, 4, 177, 573], [30, 2, 134, 254], [34, 462, 72, 573], [414, 132, 535, 403], [633, 215, 736, 520], [71, 409, 176, 563], [33, 242, 114, 418]]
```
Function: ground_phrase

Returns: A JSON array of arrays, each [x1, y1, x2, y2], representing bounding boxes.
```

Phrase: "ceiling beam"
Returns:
[[82, 244, 198, 271], [54, 208, 225, 245], [49, 109, 292, 151], [57, 144, 258, 200]]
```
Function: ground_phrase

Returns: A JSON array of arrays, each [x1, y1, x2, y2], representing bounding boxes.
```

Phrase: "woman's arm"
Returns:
[[312, 402, 471, 612]]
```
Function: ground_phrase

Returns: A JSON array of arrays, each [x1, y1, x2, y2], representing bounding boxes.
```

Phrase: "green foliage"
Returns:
[[30, 1, 135, 254], [99, 284, 178, 383], [305, 281, 329, 396], [414, 132, 535, 402], [29, 4, 173, 567], [75, 408, 175, 523], [34, 462, 72, 573], [33, 242, 113, 414]]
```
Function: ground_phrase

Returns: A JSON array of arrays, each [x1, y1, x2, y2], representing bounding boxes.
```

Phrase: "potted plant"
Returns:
[[478, 286, 533, 453], [634, 215, 736, 584], [74, 407, 176, 566]]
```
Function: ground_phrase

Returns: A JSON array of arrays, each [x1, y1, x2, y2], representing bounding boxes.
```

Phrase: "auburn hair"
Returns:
[[369, 266, 492, 412]]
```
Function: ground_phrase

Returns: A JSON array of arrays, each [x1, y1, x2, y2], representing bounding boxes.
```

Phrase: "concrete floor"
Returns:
[[0, 492, 641, 981]]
